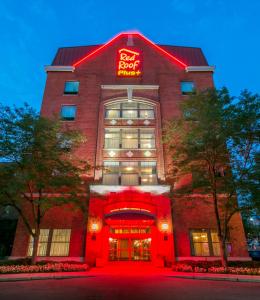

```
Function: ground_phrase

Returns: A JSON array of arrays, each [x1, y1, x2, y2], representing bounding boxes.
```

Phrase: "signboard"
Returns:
[[117, 48, 142, 77]]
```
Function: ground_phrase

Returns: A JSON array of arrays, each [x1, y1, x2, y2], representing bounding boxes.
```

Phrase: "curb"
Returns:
[[0, 275, 95, 282], [167, 274, 260, 283]]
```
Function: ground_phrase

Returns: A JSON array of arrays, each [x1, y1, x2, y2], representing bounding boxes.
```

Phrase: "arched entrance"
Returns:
[[105, 210, 155, 261]]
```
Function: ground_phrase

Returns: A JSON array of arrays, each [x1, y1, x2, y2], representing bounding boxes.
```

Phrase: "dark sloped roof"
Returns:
[[52, 44, 208, 66]]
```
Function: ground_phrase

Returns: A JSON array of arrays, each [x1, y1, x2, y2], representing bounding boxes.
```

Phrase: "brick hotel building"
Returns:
[[12, 32, 249, 266]]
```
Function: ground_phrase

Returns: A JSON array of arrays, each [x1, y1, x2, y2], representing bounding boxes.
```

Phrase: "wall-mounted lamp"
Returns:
[[161, 222, 169, 241], [90, 221, 99, 240]]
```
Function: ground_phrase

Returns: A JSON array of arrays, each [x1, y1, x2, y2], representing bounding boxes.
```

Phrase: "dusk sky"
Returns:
[[0, 0, 259, 110]]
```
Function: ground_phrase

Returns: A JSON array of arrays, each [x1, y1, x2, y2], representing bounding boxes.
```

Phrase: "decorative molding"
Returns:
[[44, 66, 75, 72], [185, 66, 215, 72]]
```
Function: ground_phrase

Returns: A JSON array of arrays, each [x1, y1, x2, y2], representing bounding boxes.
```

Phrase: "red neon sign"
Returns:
[[72, 32, 187, 69], [117, 48, 142, 77]]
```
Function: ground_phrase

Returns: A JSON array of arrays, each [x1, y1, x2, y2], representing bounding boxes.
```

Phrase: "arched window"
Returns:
[[105, 101, 155, 119]]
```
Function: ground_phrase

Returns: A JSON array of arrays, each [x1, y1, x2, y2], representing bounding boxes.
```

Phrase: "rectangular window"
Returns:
[[104, 128, 155, 150], [190, 229, 221, 256], [60, 105, 76, 121], [105, 102, 155, 119], [27, 229, 71, 257], [105, 129, 120, 149], [27, 229, 50, 257], [103, 161, 120, 185], [121, 129, 138, 149], [50, 229, 71, 256], [102, 161, 157, 186], [64, 81, 79, 94], [181, 81, 195, 95], [140, 161, 157, 185], [140, 129, 155, 149], [121, 161, 139, 185]]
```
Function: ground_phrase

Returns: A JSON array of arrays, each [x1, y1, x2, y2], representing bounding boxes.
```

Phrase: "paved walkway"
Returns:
[[0, 264, 260, 283]]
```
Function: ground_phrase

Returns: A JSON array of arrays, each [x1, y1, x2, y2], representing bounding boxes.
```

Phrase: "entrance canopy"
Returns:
[[105, 210, 155, 225]]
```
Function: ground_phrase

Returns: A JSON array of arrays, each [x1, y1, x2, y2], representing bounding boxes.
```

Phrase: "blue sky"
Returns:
[[0, 0, 259, 110]]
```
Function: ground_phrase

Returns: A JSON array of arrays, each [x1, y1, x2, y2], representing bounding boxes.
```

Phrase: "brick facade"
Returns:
[[12, 33, 249, 265]]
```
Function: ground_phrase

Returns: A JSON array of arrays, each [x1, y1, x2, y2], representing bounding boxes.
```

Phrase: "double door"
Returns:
[[109, 238, 151, 261]]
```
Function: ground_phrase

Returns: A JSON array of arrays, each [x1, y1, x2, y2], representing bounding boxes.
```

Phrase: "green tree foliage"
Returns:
[[0, 103, 89, 264], [164, 88, 259, 267]]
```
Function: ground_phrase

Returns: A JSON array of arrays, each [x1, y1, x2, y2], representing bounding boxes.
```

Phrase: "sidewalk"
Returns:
[[0, 269, 260, 283], [0, 271, 93, 282], [169, 271, 260, 283]]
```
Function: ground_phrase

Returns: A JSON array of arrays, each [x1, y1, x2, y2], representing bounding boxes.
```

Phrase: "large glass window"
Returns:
[[64, 81, 79, 94], [103, 161, 157, 185], [27, 229, 49, 257], [60, 105, 76, 121], [50, 229, 71, 256], [27, 229, 71, 257], [103, 161, 120, 185], [104, 128, 155, 149], [190, 229, 221, 256], [105, 129, 120, 149], [122, 129, 138, 149], [140, 161, 157, 185], [105, 102, 155, 119]]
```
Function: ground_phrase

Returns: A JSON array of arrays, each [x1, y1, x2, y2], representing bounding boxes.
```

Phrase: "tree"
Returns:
[[163, 88, 260, 267], [0, 103, 89, 264]]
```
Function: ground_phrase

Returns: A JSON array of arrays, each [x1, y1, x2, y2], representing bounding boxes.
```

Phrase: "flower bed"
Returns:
[[172, 263, 260, 275], [0, 263, 89, 274]]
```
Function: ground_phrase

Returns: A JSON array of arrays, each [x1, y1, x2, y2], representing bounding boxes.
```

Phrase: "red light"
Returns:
[[72, 31, 187, 69]]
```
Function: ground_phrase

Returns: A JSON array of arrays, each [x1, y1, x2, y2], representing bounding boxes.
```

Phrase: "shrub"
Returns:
[[0, 263, 89, 274]]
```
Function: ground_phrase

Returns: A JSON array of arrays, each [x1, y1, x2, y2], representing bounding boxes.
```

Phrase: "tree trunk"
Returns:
[[31, 226, 40, 265], [212, 190, 228, 268]]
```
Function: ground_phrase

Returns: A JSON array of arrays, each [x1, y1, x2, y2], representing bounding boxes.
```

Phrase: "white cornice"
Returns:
[[185, 66, 215, 72], [101, 85, 159, 90], [44, 66, 75, 72], [90, 185, 170, 195]]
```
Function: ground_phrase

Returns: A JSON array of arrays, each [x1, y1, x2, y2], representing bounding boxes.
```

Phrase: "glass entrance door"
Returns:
[[109, 238, 151, 261]]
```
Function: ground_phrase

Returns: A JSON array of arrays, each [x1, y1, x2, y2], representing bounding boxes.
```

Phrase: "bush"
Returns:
[[172, 261, 260, 275], [0, 263, 89, 274]]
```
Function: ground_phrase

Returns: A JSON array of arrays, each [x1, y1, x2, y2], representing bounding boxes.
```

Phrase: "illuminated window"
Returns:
[[140, 161, 157, 185], [190, 229, 221, 256], [103, 161, 120, 185], [140, 129, 155, 149], [64, 81, 79, 94], [27, 229, 49, 256], [60, 105, 76, 121], [181, 81, 195, 95], [122, 129, 138, 149], [50, 229, 71, 256], [103, 161, 157, 185], [105, 129, 120, 149], [104, 128, 155, 150], [27, 229, 71, 257], [105, 102, 154, 119]]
